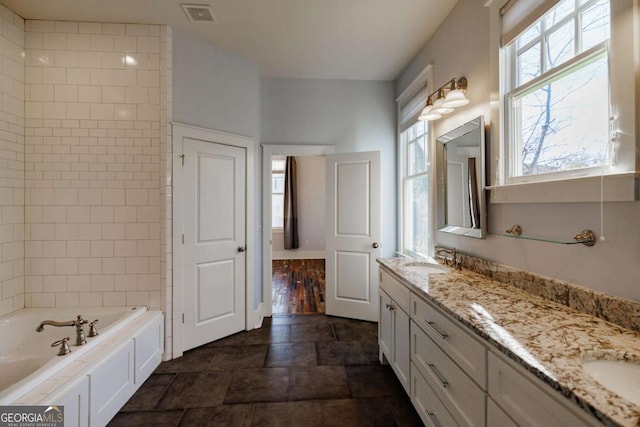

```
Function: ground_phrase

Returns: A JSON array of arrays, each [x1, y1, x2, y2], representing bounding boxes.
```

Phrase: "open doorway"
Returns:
[[261, 145, 335, 318], [271, 154, 326, 314]]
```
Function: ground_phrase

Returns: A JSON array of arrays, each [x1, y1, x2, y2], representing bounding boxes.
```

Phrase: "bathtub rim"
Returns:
[[0, 306, 148, 404]]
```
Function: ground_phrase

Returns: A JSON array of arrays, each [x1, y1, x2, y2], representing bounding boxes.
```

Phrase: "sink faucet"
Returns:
[[435, 247, 461, 270], [36, 314, 88, 346]]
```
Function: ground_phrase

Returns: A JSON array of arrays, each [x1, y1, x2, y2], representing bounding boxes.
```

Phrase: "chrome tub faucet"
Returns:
[[36, 314, 88, 346]]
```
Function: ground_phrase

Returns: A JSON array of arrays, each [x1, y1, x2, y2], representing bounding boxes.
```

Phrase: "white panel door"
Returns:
[[325, 151, 380, 321], [182, 138, 246, 351]]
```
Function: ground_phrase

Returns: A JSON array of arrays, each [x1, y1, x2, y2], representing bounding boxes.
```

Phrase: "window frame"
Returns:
[[401, 121, 431, 258], [271, 158, 286, 230], [490, 0, 637, 202], [396, 65, 435, 258], [503, 0, 613, 185]]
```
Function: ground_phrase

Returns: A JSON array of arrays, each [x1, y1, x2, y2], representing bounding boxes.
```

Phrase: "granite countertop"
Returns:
[[377, 257, 640, 427]]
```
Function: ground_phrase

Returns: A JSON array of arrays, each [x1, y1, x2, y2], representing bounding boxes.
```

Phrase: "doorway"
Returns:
[[261, 145, 335, 318]]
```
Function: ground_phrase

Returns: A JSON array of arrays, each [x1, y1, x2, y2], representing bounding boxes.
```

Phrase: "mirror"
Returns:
[[436, 116, 486, 238]]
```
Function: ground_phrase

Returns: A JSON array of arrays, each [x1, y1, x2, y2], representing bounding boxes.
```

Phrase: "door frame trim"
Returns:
[[172, 122, 255, 358], [261, 144, 335, 317]]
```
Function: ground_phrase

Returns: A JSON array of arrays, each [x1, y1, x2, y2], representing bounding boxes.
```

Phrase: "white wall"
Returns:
[[172, 29, 263, 309], [272, 155, 326, 258], [396, 0, 640, 302], [262, 78, 397, 258], [23, 21, 164, 309], [0, 5, 24, 316]]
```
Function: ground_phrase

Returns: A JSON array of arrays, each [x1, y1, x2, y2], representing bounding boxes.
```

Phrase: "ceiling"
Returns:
[[1, 0, 458, 81]]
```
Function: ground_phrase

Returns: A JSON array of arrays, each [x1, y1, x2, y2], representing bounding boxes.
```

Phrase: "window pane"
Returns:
[[546, 20, 575, 70], [517, 22, 541, 49], [272, 173, 285, 193], [518, 42, 541, 85], [512, 55, 609, 177], [272, 159, 286, 171], [272, 194, 284, 228], [545, 0, 574, 28], [581, 0, 610, 51], [408, 139, 426, 176], [405, 175, 429, 256]]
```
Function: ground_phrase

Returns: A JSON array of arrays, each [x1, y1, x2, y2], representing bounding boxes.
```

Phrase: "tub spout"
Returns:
[[36, 320, 75, 332], [36, 315, 88, 346]]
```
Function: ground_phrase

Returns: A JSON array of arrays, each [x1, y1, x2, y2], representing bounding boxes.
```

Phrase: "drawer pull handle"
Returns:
[[425, 320, 448, 340], [427, 363, 449, 389], [426, 412, 441, 427]]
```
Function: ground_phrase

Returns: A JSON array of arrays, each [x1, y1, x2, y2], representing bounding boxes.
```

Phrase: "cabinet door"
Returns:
[[487, 397, 517, 427], [488, 352, 599, 427], [393, 305, 410, 394], [134, 312, 164, 384], [379, 290, 393, 363], [44, 376, 89, 427], [90, 339, 135, 427]]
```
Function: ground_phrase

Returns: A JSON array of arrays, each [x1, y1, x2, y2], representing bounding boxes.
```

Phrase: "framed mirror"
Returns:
[[436, 116, 486, 238]]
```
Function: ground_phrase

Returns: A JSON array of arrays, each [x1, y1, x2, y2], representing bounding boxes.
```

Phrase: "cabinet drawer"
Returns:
[[488, 351, 599, 427], [379, 268, 411, 313], [411, 293, 486, 387], [411, 321, 485, 427], [411, 363, 459, 427]]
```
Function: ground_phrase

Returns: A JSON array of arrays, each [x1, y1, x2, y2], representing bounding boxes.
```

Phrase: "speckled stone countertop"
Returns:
[[377, 257, 640, 427]]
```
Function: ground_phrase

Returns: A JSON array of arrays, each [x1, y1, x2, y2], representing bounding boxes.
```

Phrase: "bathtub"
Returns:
[[0, 306, 163, 426]]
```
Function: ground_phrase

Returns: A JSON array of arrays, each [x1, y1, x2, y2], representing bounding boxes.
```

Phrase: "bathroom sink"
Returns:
[[402, 263, 449, 274], [583, 359, 640, 405]]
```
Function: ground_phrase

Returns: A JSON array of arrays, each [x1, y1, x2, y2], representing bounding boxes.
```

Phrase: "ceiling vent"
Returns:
[[181, 4, 216, 23]]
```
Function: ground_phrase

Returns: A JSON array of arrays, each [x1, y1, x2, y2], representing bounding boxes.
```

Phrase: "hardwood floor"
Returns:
[[272, 259, 325, 315]]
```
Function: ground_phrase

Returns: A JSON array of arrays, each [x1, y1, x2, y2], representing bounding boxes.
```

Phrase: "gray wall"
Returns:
[[262, 78, 397, 258], [172, 30, 263, 309], [396, 0, 640, 302]]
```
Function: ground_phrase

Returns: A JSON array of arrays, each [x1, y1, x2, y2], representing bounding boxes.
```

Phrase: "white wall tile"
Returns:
[[24, 19, 163, 313]]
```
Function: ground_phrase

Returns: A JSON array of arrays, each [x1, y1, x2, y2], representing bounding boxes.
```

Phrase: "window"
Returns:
[[271, 158, 286, 229], [503, 0, 612, 183], [402, 120, 430, 256]]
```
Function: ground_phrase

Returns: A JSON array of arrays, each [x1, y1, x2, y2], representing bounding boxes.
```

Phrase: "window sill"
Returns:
[[487, 172, 639, 204]]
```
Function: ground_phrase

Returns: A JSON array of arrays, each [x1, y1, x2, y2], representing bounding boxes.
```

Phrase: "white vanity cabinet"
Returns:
[[379, 270, 411, 394], [377, 264, 601, 427], [488, 351, 601, 427]]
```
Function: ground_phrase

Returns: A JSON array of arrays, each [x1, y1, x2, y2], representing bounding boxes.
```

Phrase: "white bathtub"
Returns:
[[0, 306, 148, 404]]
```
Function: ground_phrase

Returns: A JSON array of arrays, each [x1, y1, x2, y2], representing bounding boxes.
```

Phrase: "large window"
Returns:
[[504, 0, 611, 183], [402, 120, 429, 256], [271, 158, 286, 229]]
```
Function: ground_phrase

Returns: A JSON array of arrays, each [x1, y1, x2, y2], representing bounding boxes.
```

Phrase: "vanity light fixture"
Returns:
[[419, 77, 469, 121]]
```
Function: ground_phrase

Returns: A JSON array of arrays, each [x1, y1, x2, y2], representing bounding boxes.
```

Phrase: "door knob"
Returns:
[[237, 246, 246, 252], [372, 242, 380, 249]]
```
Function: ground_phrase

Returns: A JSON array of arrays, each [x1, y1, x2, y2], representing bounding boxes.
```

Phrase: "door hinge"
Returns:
[[182, 234, 184, 244], [179, 154, 185, 166], [182, 313, 184, 323]]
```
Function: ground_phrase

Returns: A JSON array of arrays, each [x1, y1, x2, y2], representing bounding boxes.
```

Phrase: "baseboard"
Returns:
[[272, 250, 325, 260], [254, 303, 264, 329]]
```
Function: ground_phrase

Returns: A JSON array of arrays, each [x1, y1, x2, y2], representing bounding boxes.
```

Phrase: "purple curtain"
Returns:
[[283, 156, 299, 249]]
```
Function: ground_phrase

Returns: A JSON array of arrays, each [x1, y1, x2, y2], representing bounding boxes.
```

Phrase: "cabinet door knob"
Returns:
[[237, 246, 246, 252], [372, 242, 380, 249]]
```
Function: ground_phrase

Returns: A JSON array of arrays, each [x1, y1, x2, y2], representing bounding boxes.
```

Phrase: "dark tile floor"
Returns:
[[109, 314, 422, 427]]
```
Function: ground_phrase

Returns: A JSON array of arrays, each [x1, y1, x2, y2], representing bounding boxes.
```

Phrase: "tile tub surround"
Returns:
[[378, 257, 640, 427], [448, 248, 640, 333]]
